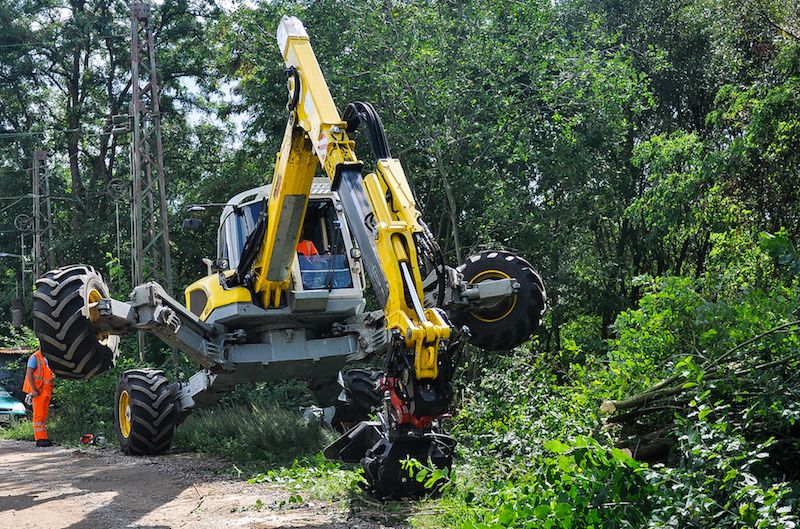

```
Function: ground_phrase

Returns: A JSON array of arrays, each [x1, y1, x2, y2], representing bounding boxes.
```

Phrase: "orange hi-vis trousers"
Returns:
[[32, 392, 51, 441]]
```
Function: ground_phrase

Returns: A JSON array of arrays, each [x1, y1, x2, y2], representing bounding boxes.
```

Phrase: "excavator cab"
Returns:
[[190, 177, 366, 323], [294, 200, 355, 291]]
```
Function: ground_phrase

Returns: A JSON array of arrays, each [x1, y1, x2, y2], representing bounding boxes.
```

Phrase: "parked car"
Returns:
[[0, 385, 26, 423]]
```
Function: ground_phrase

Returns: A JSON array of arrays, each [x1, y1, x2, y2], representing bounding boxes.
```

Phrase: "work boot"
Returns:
[[35, 439, 53, 447]]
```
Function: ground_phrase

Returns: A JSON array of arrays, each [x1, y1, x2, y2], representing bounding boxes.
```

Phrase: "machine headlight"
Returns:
[[12, 402, 25, 413]]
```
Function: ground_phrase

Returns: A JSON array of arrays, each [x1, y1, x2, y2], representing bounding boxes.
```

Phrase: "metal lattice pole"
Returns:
[[31, 150, 55, 278], [131, 1, 175, 364], [130, 1, 173, 295]]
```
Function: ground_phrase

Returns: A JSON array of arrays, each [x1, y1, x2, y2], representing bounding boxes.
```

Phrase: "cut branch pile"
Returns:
[[600, 320, 800, 462]]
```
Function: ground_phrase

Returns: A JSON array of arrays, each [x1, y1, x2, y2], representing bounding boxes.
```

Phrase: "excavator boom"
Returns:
[[263, 17, 457, 497]]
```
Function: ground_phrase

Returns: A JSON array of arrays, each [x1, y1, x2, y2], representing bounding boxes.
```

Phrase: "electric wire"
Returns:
[[0, 197, 27, 215], [0, 34, 128, 51], [0, 126, 118, 140]]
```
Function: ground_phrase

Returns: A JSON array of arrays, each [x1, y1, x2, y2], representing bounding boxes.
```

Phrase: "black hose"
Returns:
[[344, 101, 446, 306], [285, 66, 301, 111], [342, 101, 391, 160], [419, 220, 447, 308]]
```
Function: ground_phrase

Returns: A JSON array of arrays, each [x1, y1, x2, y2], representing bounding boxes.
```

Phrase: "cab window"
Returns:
[[218, 201, 263, 269], [297, 199, 353, 290]]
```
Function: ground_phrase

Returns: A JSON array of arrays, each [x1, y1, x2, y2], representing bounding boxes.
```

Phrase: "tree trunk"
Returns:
[[434, 144, 462, 263]]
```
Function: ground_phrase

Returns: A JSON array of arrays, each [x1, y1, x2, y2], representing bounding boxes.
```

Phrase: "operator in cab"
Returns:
[[297, 226, 319, 257]]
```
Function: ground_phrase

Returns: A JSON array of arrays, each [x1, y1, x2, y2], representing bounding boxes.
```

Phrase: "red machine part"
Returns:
[[383, 377, 434, 429]]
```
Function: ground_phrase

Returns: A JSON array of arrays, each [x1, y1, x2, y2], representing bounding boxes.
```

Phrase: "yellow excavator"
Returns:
[[32, 17, 545, 499]]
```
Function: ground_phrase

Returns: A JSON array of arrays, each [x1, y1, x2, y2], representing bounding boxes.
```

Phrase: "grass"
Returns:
[[0, 417, 33, 440], [248, 453, 365, 501], [0, 414, 104, 446], [248, 454, 426, 527], [173, 402, 338, 467], [1, 397, 337, 464]]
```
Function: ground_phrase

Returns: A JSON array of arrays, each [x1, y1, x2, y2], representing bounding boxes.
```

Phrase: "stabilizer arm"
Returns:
[[92, 282, 235, 369]]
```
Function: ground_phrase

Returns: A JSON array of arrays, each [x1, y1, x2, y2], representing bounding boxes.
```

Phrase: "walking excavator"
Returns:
[[32, 16, 546, 499]]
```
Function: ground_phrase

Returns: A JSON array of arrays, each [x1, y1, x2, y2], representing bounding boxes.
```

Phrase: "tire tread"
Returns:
[[115, 369, 176, 455], [33, 266, 118, 380], [454, 251, 546, 350]]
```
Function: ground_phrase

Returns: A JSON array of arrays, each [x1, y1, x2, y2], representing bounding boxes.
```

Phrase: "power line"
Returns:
[[0, 34, 128, 51], [0, 168, 33, 176], [0, 127, 122, 141], [0, 197, 26, 215]]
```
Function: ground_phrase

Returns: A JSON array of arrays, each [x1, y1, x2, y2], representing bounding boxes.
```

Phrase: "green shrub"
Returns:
[[249, 453, 364, 501], [645, 413, 797, 529], [415, 259, 800, 528], [173, 402, 336, 466]]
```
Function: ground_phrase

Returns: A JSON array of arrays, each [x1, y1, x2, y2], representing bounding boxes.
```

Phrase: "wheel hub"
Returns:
[[469, 269, 518, 323], [118, 389, 131, 438]]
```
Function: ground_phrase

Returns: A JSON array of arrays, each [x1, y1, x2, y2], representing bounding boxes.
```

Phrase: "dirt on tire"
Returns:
[[0, 440, 403, 529]]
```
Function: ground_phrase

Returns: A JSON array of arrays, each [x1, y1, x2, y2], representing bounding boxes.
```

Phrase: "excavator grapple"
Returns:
[[32, 16, 546, 499]]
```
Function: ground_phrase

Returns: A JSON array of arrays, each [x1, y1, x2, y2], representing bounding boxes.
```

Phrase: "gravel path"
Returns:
[[0, 439, 402, 529]]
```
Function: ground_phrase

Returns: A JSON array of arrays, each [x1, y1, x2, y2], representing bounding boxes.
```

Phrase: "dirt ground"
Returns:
[[0, 439, 403, 529]]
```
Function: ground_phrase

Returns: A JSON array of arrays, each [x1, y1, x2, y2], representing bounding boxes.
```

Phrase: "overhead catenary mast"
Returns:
[[130, 0, 173, 295], [130, 1, 175, 363], [31, 150, 55, 279]]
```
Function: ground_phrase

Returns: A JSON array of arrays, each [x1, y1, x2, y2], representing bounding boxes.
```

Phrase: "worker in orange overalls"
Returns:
[[22, 349, 54, 447]]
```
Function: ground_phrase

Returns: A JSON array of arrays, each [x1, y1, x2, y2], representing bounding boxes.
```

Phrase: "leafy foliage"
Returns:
[[248, 454, 364, 502]]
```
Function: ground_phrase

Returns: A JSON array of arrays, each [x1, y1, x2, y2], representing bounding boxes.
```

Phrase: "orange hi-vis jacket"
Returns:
[[22, 350, 54, 395], [297, 239, 319, 256]]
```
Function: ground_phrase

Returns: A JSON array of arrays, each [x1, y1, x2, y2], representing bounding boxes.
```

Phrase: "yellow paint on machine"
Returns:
[[251, 17, 360, 307], [217, 16, 451, 381], [185, 271, 252, 321], [362, 160, 451, 380]]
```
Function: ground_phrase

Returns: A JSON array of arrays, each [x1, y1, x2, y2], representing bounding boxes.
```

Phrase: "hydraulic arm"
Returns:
[[270, 17, 453, 402], [270, 17, 458, 496]]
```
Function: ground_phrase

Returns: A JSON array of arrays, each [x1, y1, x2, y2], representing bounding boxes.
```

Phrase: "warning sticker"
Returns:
[[317, 130, 329, 161]]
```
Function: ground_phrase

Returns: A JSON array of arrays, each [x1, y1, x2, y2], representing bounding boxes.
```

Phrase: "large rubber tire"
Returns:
[[33, 265, 120, 380], [331, 368, 383, 433], [115, 369, 177, 455], [453, 251, 546, 350]]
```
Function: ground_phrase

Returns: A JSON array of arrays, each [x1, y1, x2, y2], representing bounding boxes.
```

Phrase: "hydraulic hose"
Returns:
[[342, 102, 391, 160]]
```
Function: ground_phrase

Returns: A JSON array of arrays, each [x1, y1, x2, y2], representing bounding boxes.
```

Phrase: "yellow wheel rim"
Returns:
[[87, 288, 114, 345], [469, 269, 518, 323], [87, 288, 102, 322], [118, 389, 131, 438]]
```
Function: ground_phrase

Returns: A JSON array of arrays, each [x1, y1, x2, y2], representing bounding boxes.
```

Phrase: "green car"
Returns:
[[0, 385, 26, 423]]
